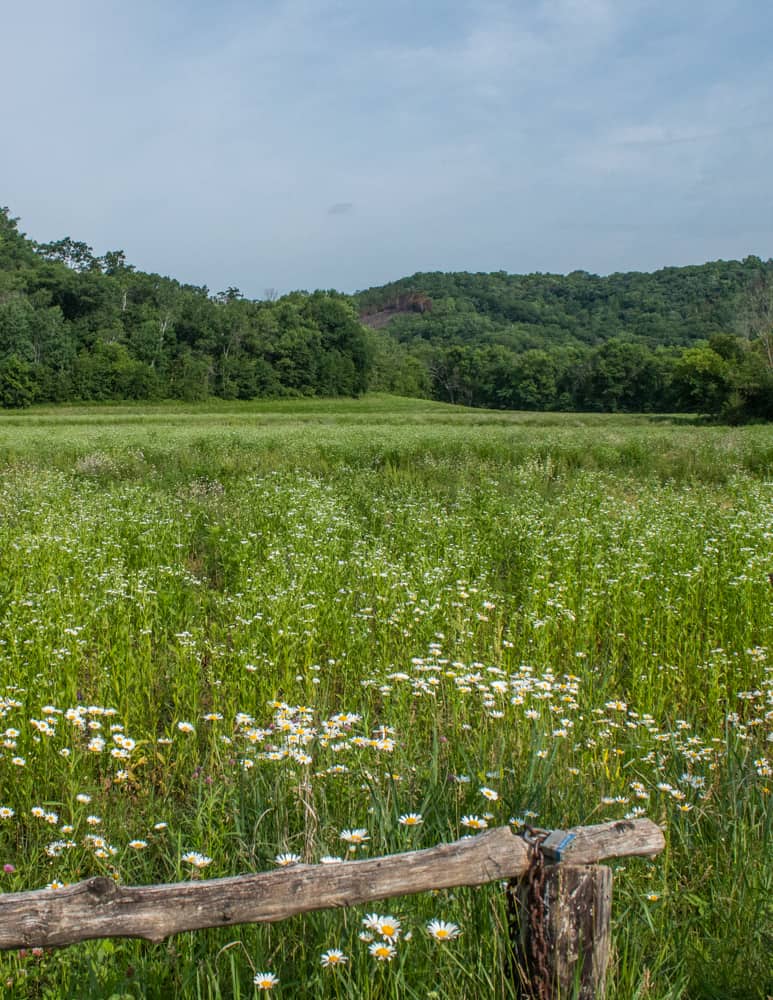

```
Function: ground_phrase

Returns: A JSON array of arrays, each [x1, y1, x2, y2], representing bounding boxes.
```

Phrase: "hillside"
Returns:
[[357, 260, 771, 349], [1, 205, 771, 418], [357, 262, 773, 418]]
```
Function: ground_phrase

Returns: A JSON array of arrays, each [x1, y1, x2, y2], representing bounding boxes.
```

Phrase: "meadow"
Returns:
[[0, 396, 770, 999]]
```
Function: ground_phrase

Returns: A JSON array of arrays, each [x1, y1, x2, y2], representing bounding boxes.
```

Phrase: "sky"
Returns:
[[2, 0, 772, 297]]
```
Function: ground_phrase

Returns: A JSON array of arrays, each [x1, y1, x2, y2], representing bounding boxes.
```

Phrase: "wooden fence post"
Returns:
[[510, 831, 616, 999]]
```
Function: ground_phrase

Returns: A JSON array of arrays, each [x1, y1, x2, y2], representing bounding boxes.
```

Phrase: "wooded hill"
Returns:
[[358, 263, 773, 418], [1, 205, 772, 418]]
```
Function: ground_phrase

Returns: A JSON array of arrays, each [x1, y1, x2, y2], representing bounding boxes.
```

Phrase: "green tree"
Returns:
[[0, 354, 35, 407], [673, 346, 731, 414]]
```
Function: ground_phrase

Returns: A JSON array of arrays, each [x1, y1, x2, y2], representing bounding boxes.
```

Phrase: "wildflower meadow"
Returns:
[[0, 397, 770, 998]]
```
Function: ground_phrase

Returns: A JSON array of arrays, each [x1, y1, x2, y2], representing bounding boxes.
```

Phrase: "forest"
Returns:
[[1, 206, 772, 419]]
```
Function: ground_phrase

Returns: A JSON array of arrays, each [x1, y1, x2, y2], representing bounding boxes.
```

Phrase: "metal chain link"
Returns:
[[508, 827, 552, 1000], [524, 827, 551, 1000]]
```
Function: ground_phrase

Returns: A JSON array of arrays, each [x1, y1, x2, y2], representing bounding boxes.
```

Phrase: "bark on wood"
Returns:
[[539, 819, 664, 865], [0, 819, 662, 951], [513, 865, 613, 1000]]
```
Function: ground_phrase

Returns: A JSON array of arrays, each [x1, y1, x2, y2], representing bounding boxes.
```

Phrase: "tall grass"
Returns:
[[0, 397, 770, 998]]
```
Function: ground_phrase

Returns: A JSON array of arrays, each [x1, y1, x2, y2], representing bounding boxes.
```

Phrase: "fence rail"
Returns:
[[0, 818, 664, 998]]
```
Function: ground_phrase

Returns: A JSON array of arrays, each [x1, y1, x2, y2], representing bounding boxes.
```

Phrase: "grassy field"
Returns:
[[0, 396, 770, 998]]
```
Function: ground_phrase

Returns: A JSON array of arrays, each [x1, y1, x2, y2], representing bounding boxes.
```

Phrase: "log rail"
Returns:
[[0, 818, 665, 998]]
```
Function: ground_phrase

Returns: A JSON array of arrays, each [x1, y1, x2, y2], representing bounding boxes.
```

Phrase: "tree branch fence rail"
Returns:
[[0, 818, 664, 999]]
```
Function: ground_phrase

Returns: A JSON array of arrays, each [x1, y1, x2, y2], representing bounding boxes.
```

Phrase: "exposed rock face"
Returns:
[[360, 293, 432, 329]]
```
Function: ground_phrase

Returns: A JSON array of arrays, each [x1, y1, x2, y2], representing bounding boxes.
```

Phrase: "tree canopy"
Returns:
[[0, 205, 771, 419]]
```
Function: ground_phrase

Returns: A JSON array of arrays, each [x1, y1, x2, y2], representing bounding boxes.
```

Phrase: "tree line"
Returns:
[[0, 209, 370, 407], [1, 206, 771, 419]]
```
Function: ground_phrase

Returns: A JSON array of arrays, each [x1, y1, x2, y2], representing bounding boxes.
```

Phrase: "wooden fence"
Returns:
[[0, 818, 664, 999]]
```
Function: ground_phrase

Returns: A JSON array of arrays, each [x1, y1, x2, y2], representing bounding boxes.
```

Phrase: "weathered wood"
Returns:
[[0, 827, 527, 949], [0, 819, 662, 950], [548, 865, 612, 999], [513, 865, 613, 1000], [539, 819, 664, 865]]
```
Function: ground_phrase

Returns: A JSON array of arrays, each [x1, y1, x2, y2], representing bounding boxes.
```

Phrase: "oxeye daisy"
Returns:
[[320, 949, 348, 968], [177, 721, 195, 734], [253, 971, 279, 990], [460, 815, 488, 830], [427, 919, 461, 942], [398, 813, 423, 826], [181, 851, 212, 868], [480, 787, 499, 801], [368, 941, 396, 962], [374, 915, 401, 940], [339, 828, 369, 845], [274, 852, 301, 867]]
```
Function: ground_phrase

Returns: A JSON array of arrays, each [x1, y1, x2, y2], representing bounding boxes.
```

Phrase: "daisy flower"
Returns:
[[460, 815, 488, 830], [320, 949, 348, 968], [374, 915, 401, 941], [253, 971, 279, 990], [339, 828, 369, 845], [181, 851, 212, 868], [427, 919, 461, 942], [274, 853, 301, 867], [398, 813, 423, 826], [368, 941, 396, 962]]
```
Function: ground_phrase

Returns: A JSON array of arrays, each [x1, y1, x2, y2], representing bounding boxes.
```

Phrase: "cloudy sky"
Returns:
[[2, 0, 771, 296]]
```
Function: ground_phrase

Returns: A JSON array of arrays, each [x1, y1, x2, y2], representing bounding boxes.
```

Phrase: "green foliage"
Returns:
[[0, 208, 375, 407], [1, 205, 772, 419], [673, 347, 731, 414], [359, 261, 773, 420], [0, 353, 35, 407]]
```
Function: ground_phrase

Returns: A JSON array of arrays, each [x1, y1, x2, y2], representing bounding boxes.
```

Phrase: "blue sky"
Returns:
[[2, 0, 772, 296]]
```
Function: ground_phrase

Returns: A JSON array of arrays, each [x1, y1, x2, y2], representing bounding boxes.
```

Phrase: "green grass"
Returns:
[[0, 396, 770, 998]]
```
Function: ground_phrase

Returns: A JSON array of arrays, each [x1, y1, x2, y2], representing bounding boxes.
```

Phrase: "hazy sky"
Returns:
[[2, 0, 772, 296]]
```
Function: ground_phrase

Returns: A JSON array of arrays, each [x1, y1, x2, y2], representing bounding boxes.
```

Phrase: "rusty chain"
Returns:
[[507, 826, 552, 1000]]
